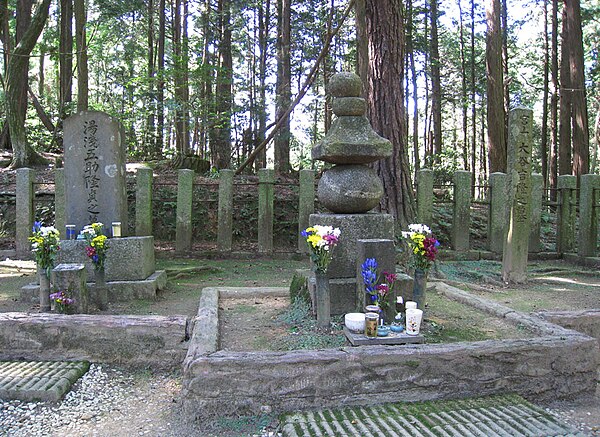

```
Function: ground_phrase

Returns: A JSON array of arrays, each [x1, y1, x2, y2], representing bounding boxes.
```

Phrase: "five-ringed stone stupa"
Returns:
[[309, 72, 395, 315]]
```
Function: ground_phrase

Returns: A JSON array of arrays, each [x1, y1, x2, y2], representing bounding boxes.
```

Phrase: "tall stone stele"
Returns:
[[309, 72, 395, 315]]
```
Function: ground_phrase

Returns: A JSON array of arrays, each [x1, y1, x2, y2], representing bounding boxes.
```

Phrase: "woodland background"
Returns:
[[0, 0, 598, 226]]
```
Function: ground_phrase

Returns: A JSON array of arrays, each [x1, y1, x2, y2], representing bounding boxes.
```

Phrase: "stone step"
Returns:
[[0, 360, 89, 402], [281, 394, 586, 437]]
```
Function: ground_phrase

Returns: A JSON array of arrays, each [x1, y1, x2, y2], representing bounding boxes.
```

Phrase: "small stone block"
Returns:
[[0, 360, 89, 402], [343, 327, 424, 346]]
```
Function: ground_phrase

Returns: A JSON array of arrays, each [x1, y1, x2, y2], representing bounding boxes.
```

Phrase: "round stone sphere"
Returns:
[[326, 72, 362, 98], [318, 165, 383, 213], [332, 97, 367, 117]]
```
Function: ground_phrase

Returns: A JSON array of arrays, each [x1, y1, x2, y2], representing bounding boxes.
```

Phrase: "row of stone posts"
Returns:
[[13, 167, 600, 259]]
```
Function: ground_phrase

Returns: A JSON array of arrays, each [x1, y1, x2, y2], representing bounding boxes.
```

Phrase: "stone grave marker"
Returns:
[[502, 108, 534, 283], [63, 110, 127, 234]]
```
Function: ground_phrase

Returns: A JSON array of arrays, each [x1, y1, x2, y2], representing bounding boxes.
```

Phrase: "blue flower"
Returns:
[[92, 254, 99, 262], [32, 221, 42, 233], [301, 230, 309, 237], [361, 258, 378, 294]]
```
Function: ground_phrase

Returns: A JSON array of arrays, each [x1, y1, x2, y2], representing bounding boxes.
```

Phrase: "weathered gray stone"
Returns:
[[308, 276, 356, 316], [416, 169, 434, 227], [0, 361, 89, 402], [452, 171, 471, 251], [54, 168, 66, 241], [310, 213, 394, 279], [0, 312, 189, 369], [135, 166, 153, 236], [298, 169, 315, 253], [577, 174, 600, 258], [332, 97, 367, 116], [488, 172, 509, 254], [184, 288, 219, 361], [176, 169, 194, 253], [502, 108, 534, 284], [258, 168, 274, 254], [557, 175, 577, 254], [326, 72, 362, 97], [538, 309, 600, 345], [528, 174, 543, 253], [311, 116, 392, 164], [16, 168, 34, 258], [63, 111, 127, 233], [56, 236, 155, 281], [52, 263, 89, 314], [356, 239, 396, 315], [217, 169, 234, 252], [317, 165, 383, 213]]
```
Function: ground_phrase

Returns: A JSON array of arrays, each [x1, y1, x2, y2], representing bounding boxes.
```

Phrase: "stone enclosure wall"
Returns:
[[8, 167, 600, 260], [181, 285, 600, 421]]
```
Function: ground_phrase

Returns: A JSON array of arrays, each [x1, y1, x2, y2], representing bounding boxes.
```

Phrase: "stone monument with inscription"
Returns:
[[21, 110, 166, 308], [501, 107, 534, 283], [309, 72, 395, 315], [64, 111, 128, 233]]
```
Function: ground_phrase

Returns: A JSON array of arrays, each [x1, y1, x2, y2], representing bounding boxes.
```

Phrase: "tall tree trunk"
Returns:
[[549, 0, 559, 199], [501, 0, 509, 144], [156, 0, 165, 157], [470, 0, 477, 186], [274, 0, 291, 173], [145, 0, 155, 154], [541, 0, 550, 189], [406, 0, 419, 174], [59, 0, 72, 118], [8, 0, 51, 168], [214, 0, 232, 168], [458, 0, 469, 171], [256, 0, 270, 169], [74, 0, 87, 112], [558, 4, 572, 176], [564, 0, 589, 176], [363, 0, 415, 227], [173, 0, 183, 154], [486, 0, 506, 173], [430, 0, 442, 162]]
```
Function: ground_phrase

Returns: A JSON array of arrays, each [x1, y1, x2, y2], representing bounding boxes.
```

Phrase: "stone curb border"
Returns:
[[0, 312, 191, 370], [181, 284, 600, 421]]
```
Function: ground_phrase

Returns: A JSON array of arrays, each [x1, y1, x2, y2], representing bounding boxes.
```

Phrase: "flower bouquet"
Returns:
[[29, 221, 60, 276], [401, 224, 440, 271], [301, 225, 341, 273], [361, 258, 398, 323], [82, 223, 108, 271], [49, 290, 75, 314]]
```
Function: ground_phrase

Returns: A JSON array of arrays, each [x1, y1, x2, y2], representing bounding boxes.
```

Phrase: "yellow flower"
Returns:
[[307, 234, 321, 248]]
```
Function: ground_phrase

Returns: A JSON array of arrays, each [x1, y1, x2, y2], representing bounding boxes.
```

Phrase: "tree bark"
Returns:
[[364, 0, 415, 227], [256, 0, 270, 169], [214, 0, 232, 168], [274, 0, 291, 173], [74, 0, 87, 112], [541, 0, 550, 189], [458, 0, 469, 172], [8, 0, 51, 168], [549, 0, 558, 199], [156, 0, 165, 158], [59, 0, 73, 117], [558, 4, 572, 175], [430, 0, 442, 162], [486, 0, 506, 173]]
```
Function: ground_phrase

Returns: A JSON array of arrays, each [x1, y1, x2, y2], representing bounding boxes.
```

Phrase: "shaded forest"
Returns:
[[1, 0, 599, 203]]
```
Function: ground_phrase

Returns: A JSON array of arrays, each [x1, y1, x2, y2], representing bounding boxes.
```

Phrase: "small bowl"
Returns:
[[345, 313, 366, 333], [390, 324, 404, 333], [377, 326, 390, 337]]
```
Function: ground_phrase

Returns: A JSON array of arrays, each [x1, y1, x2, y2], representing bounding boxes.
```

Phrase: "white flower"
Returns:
[[332, 227, 341, 237], [408, 223, 431, 234]]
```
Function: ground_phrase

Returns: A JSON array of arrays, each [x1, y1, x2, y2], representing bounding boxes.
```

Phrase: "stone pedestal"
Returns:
[[52, 263, 89, 313], [309, 213, 394, 315]]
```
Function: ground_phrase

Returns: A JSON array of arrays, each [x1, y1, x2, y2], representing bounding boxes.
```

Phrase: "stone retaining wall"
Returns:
[[0, 312, 190, 369], [181, 285, 600, 421], [537, 309, 600, 344]]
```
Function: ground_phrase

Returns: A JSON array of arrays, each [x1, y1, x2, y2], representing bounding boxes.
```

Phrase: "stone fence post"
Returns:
[[258, 168, 274, 254], [217, 169, 234, 253], [297, 169, 315, 253], [176, 169, 194, 254], [452, 170, 472, 251], [416, 169, 433, 227], [135, 167, 153, 236], [488, 172, 509, 254], [16, 168, 35, 258], [54, 168, 65, 239], [528, 174, 543, 253], [556, 175, 577, 254], [578, 174, 600, 258]]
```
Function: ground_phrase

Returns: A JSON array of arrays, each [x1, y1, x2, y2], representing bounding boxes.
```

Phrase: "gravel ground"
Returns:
[[0, 363, 597, 436]]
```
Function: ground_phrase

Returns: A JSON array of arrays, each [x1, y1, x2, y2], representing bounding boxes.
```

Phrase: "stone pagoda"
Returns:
[[309, 72, 395, 315]]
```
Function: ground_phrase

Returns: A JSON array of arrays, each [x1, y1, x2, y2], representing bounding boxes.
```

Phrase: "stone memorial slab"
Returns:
[[52, 263, 89, 314], [343, 327, 425, 346], [63, 110, 127, 234], [502, 108, 534, 283]]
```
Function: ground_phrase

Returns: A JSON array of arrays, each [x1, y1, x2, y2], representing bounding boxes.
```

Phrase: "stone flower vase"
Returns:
[[95, 268, 108, 310], [412, 268, 427, 312], [38, 267, 51, 312], [314, 271, 331, 328]]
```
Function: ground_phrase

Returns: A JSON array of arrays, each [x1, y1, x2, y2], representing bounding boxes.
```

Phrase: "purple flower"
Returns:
[[32, 221, 42, 233]]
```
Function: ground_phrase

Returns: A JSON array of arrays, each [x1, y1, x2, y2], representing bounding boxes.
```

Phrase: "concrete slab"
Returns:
[[0, 360, 89, 402]]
